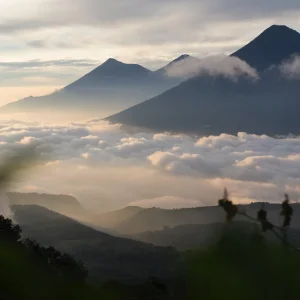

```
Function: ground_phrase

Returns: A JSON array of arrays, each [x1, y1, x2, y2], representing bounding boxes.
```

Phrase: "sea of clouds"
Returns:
[[1, 118, 300, 212]]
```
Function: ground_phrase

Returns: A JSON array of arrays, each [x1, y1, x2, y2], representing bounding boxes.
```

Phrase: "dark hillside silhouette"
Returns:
[[0, 214, 91, 299], [96, 202, 300, 236], [8, 192, 83, 215], [231, 25, 300, 70], [133, 221, 300, 251], [13, 205, 177, 282]]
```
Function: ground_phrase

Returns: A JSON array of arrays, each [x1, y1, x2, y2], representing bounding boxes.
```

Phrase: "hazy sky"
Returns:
[[0, 0, 300, 104]]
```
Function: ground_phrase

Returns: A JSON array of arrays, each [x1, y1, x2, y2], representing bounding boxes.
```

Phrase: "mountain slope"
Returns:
[[7, 192, 115, 235], [65, 58, 152, 90], [95, 206, 145, 228], [107, 203, 300, 235], [107, 68, 300, 135], [155, 54, 200, 78], [0, 57, 186, 116], [113, 206, 223, 235], [231, 25, 300, 70], [8, 192, 83, 216], [107, 26, 300, 136], [133, 221, 300, 251], [12, 205, 177, 282]]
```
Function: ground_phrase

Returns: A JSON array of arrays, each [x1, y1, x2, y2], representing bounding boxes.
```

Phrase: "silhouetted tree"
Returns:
[[257, 204, 273, 232], [218, 188, 238, 223], [281, 194, 293, 228], [45, 246, 62, 264], [23, 238, 88, 281], [56, 253, 88, 282], [0, 215, 22, 241]]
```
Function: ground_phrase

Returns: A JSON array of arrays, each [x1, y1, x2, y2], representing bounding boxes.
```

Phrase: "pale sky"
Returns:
[[0, 0, 300, 105]]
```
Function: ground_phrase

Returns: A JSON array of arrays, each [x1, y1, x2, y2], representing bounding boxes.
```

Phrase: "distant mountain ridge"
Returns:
[[66, 58, 152, 89], [13, 205, 177, 281], [7, 192, 84, 216], [92, 206, 144, 228], [0, 56, 192, 115], [133, 221, 300, 251], [2, 24, 300, 134], [96, 202, 300, 235], [107, 25, 300, 136], [13, 200, 300, 280], [155, 54, 199, 75]]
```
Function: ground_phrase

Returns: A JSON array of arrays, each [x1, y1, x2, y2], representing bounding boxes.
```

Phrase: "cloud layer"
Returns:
[[1, 119, 300, 211], [1, 0, 300, 63], [165, 55, 259, 79], [280, 55, 300, 78], [2, 0, 300, 34]]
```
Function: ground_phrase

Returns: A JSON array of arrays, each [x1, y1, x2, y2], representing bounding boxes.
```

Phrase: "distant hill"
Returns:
[[133, 221, 300, 251], [134, 222, 222, 250], [107, 25, 300, 136], [231, 25, 300, 70], [112, 206, 223, 235], [99, 203, 300, 235], [12, 205, 177, 282], [95, 206, 144, 228], [7, 192, 116, 235], [11, 202, 300, 283], [0, 57, 188, 115], [8, 192, 84, 216]]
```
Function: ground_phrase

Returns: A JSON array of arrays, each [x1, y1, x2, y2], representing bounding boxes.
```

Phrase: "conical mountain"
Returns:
[[107, 25, 300, 136], [66, 58, 151, 90], [0, 58, 181, 115], [156, 54, 200, 76], [231, 25, 300, 70]]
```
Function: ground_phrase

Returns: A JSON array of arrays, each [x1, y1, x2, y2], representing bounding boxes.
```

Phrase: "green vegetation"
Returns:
[[1, 210, 300, 299], [12, 205, 178, 282], [183, 228, 300, 300], [0, 214, 93, 299], [0, 210, 179, 299]]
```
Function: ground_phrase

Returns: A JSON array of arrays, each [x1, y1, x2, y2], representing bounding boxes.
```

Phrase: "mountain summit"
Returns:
[[66, 58, 151, 90], [2, 25, 300, 118], [156, 54, 199, 74], [0, 57, 184, 115], [107, 25, 300, 136], [232, 24, 300, 70]]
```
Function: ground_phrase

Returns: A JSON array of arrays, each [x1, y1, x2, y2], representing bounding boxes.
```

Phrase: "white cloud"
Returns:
[[165, 55, 259, 79], [280, 55, 300, 78], [1, 0, 300, 62], [1, 0, 300, 34]]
